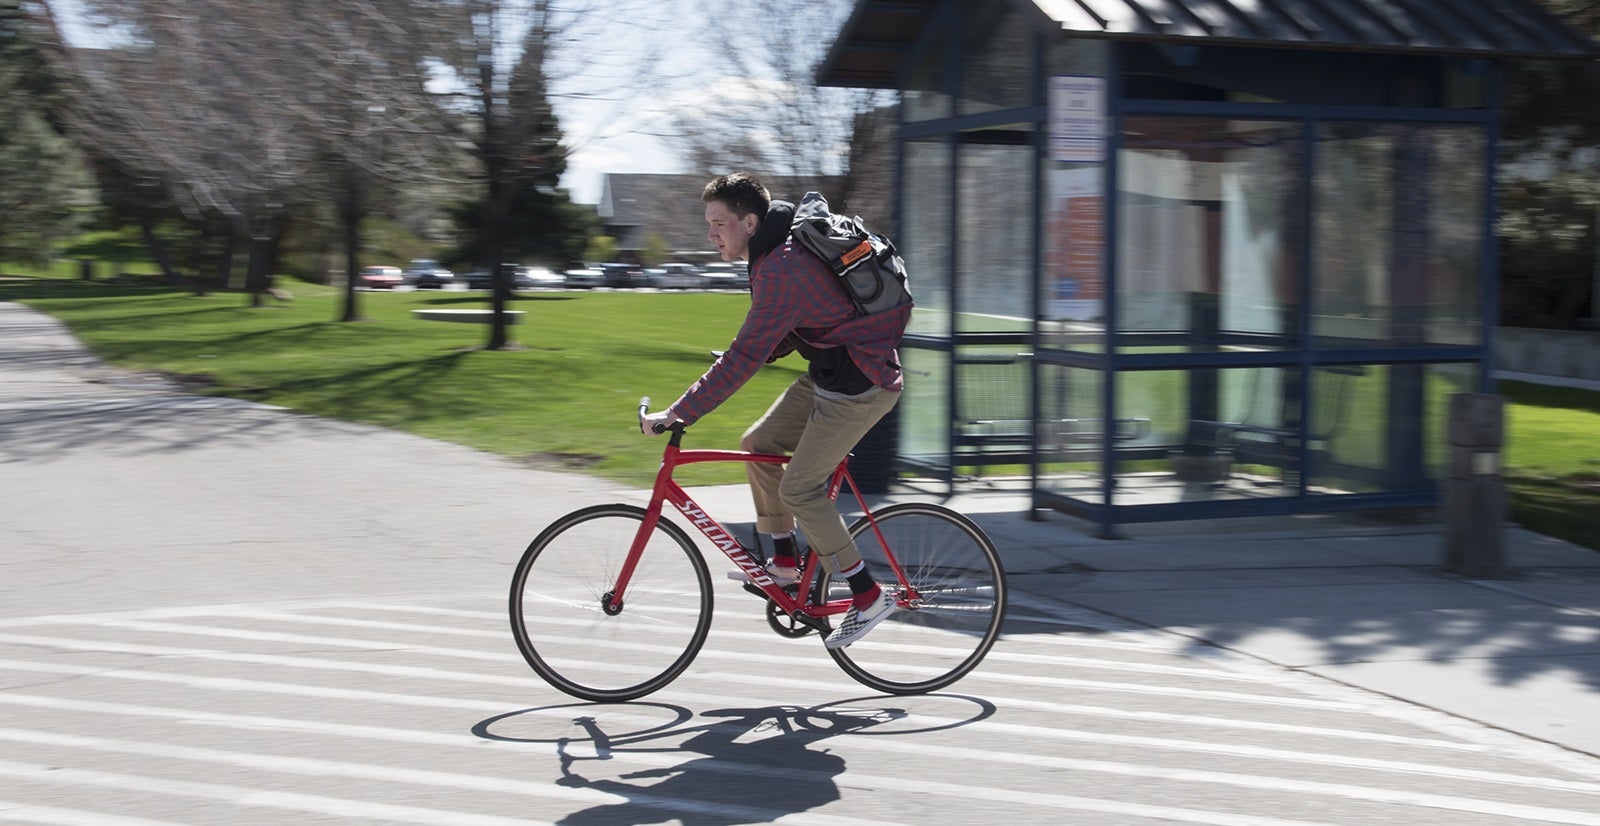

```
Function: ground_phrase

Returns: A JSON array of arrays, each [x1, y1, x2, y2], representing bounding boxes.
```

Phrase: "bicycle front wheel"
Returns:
[[509, 504, 712, 702], [827, 502, 1006, 694]]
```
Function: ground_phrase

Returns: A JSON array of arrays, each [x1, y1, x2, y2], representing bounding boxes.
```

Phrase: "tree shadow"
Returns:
[[1001, 523, 1600, 695]]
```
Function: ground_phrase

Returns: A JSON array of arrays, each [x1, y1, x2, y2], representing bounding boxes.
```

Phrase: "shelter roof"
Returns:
[[819, 0, 1598, 88]]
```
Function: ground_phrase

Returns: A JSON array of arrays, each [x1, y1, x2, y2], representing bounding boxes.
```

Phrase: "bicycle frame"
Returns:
[[606, 423, 914, 623]]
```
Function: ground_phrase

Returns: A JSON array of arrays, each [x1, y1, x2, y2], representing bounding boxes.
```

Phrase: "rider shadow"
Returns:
[[479, 703, 923, 826]]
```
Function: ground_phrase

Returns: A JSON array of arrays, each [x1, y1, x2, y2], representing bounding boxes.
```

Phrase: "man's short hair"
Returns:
[[702, 172, 771, 219]]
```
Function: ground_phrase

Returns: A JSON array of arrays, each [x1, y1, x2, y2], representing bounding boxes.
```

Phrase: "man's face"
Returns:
[[705, 199, 758, 262]]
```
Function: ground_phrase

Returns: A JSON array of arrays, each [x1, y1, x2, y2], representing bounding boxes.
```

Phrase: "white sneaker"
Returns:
[[725, 560, 799, 587], [825, 588, 897, 649]]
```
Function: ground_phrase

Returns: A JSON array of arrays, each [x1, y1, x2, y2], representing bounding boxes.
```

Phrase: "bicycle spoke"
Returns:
[[827, 502, 1007, 694], [510, 505, 712, 702]]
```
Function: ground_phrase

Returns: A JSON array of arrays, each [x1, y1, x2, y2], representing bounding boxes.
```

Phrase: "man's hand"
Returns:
[[640, 409, 682, 436]]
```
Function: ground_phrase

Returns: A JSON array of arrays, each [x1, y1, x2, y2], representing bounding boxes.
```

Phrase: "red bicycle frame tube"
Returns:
[[606, 431, 910, 615]]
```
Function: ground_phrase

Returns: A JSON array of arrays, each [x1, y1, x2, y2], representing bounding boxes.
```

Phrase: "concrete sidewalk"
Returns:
[[4, 300, 1599, 764]]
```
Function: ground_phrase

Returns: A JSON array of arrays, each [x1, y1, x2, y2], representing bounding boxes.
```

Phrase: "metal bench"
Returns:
[[1185, 364, 1365, 484], [955, 352, 1150, 456]]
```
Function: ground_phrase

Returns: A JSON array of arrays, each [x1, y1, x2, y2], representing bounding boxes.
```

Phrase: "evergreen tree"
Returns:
[[0, 0, 92, 264], [1498, 0, 1600, 327]]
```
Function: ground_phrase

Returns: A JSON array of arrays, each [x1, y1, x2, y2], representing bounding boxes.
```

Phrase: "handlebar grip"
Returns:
[[639, 396, 669, 434]]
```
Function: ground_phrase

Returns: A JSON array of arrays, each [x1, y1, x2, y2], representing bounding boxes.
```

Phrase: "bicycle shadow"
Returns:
[[475, 697, 995, 825]]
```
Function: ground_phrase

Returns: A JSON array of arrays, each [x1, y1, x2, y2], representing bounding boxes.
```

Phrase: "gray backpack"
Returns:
[[789, 191, 913, 317]]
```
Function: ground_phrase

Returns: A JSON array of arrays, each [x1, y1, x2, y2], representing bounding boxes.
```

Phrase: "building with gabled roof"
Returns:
[[597, 173, 847, 263]]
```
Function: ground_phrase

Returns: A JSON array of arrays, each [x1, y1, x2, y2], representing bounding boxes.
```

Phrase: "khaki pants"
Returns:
[[740, 374, 901, 573]]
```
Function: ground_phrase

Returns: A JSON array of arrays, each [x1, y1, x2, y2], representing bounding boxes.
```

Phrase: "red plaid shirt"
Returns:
[[669, 241, 910, 425]]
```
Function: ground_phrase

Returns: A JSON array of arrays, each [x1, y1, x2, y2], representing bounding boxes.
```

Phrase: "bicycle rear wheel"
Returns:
[[826, 502, 1006, 694], [509, 504, 712, 702]]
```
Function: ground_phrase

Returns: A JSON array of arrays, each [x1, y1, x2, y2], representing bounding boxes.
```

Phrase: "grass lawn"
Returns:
[[3, 271, 1596, 550], [1498, 380, 1600, 551], [0, 273, 798, 488]]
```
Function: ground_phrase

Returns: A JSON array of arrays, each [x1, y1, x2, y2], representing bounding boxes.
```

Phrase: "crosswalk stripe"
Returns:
[[6, 601, 1597, 823], [0, 732, 878, 826], [0, 624, 1354, 710], [1, 658, 1591, 796], [0, 634, 1478, 751], [214, 607, 1269, 684], [0, 728, 1329, 826], [0, 759, 549, 826], [0, 803, 190, 826]]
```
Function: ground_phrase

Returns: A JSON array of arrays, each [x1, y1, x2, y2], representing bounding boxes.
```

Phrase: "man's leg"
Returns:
[[777, 385, 899, 571], [739, 376, 815, 577], [777, 386, 900, 647]]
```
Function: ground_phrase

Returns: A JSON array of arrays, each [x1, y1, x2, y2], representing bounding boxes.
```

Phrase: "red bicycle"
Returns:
[[508, 398, 1007, 702]]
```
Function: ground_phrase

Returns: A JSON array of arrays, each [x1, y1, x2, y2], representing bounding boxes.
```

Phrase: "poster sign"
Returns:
[[1049, 76, 1106, 163], [1046, 167, 1104, 322]]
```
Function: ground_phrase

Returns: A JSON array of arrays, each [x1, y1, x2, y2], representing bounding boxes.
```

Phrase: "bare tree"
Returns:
[[415, 0, 678, 349], [57, 0, 316, 304], [667, 0, 896, 225], [284, 1, 463, 322]]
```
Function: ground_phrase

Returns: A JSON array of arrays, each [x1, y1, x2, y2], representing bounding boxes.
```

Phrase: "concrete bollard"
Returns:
[[1443, 393, 1507, 578]]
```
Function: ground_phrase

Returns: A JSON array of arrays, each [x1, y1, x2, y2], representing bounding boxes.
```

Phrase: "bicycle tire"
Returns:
[[509, 503, 713, 702], [826, 502, 1006, 694]]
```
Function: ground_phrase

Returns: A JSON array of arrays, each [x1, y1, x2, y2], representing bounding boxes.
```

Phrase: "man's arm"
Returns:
[[666, 274, 798, 425]]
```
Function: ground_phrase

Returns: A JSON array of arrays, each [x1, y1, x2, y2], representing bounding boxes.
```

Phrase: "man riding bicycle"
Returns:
[[640, 172, 911, 649]]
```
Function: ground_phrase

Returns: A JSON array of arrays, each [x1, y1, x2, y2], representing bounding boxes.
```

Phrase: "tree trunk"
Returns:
[[485, 181, 510, 350], [217, 217, 240, 292], [339, 162, 366, 322], [136, 205, 191, 291]]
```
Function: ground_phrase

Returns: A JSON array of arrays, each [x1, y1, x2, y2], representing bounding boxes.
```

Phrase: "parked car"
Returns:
[[464, 264, 536, 290], [702, 261, 750, 290], [357, 265, 403, 289], [650, 263, 705, 290], [597, 262, 646, 289], [563, 264, 605, 288], [521, 266, 565, 288], [406, 259, 455, 289]]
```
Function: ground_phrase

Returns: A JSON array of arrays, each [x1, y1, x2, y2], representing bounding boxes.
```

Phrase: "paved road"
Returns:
[[4, 301, 1599, 824], [5, 585, 1600, 824]]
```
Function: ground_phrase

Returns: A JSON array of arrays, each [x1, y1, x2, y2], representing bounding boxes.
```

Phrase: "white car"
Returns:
[[563, 266, 605, 288], [651, 263, 705, 290], [521, 266, 565, 288]]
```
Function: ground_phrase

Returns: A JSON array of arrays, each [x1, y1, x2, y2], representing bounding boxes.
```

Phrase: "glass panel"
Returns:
[[902, 138, 951, 337], [1036, 363, 1106, 504], [1302, 364, 1429, 495], [953, 347, 1031, 463], [1161, 366, 1300, 497], [902, 16, 950, 122], [958, 135, 1035, 333], [1313, 123, 1485, 348], [1425, 362, 1477, 482], [958, 0, 1034, 115], [900, 346, 950, 470], [1116, 118, 1304, 352]]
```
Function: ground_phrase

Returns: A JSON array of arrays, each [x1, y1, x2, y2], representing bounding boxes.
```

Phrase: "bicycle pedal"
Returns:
[[742, 582, 799, 601]]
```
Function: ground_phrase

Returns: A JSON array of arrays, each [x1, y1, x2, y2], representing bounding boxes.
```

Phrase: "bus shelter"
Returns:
[[820, 0, 1595, 536]]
